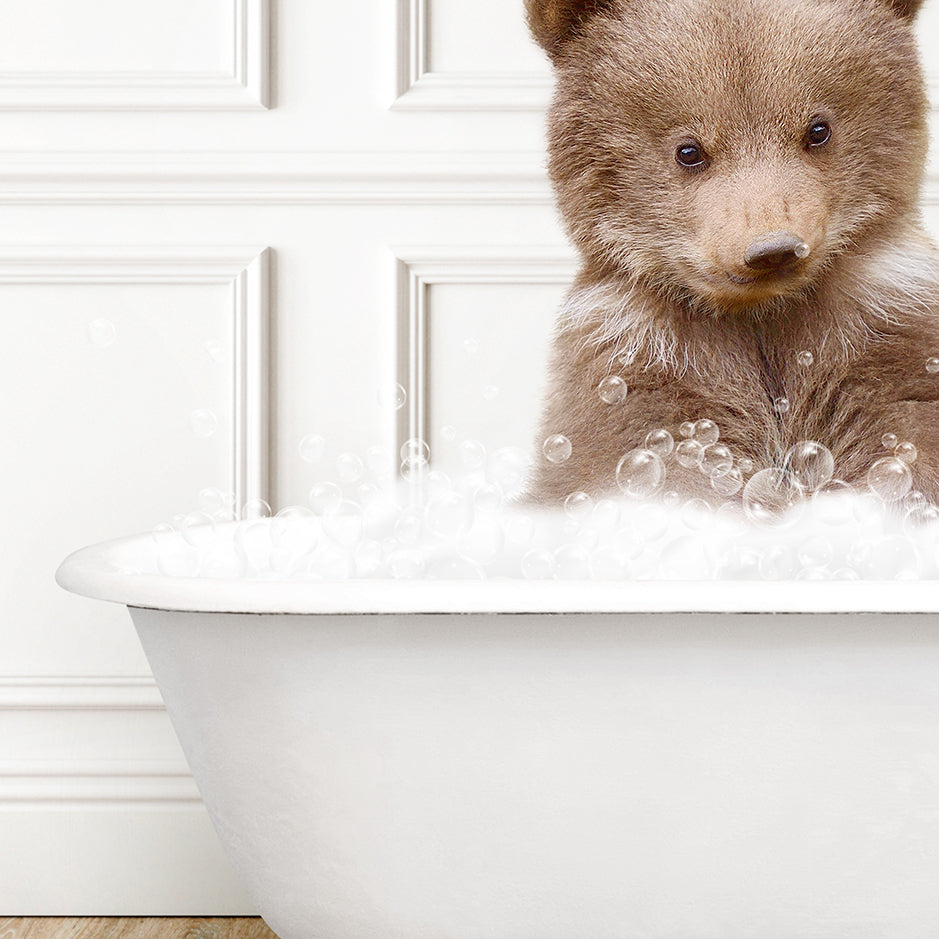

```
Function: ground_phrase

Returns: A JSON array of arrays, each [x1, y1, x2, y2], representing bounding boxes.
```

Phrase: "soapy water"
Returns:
[[144, 415, 939, 582]]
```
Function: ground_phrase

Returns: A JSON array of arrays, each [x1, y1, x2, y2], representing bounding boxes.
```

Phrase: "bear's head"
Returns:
[[527, 0, 930, 314]]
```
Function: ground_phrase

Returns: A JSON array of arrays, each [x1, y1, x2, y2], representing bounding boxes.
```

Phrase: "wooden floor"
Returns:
[[0, 920, 279, 939]]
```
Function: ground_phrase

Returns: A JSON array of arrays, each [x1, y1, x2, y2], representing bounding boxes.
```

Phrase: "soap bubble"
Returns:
[[554, 543, 591, 579], [425, 470, 452, 500], [797, 350, 814, 367], [201, 545, 244, 580], [156, 541, 200, 578], [660, 536, 713, 579], [394, 509, 424, 545], [426, 556, 486, 580], [505, 513, 536, 545], [190, 409, 218, 438], [798, 536, 833, 569], [425, 492, 471, 539], [591, 498, 621, 530], [87, 318, 117, 348], [522, 548, 555, 580], [644, 428, 675, 457], [867, 457, 913, 502], [353, 539, 384, 576], [299, 434, 326, 464], [543, 434, 572, 464], [598, 376, 628, 404], [378, 383, 407, 410], [616, 449, 665, 499], [633, 502, 670, 542], [785, 441, 835, 492], [180, 512, 216, 548], [151, 522, 176, 547], [463, 338, 479, 355], [440, 424, 457, 442], [272, 510, 319, 556], [241, 498, 272, 520], [737, 458, 754, 475], [759, 544, 799, 580], [460, 439, 487, 471], [564, 490, 594, 520], [675, 439, 705, 468], [198, 487, 234, 519], [591, 545, 631, 579], [711, 468, 744, 496], [859, 536, 920, 580], [335, 452, 365, 484], [927, 357, 939, 374], [401, 437, 430, 467], [490, 447, 531, 495], [692, 420, 719, 447], [679, 421, 695, 438], [774, 397, 790, 415], [743, 468, 802, 525], [474, 483, 504, 514], [681, 498, 712, 531], [881, 433, 898, 451], [895, 441, 917, 464], [832, 568, 860, 581], [309, 482, 342, 516], [700, 444, 733, 478], [812, 480, 855, 525], [459, 517, 505, 565], [389, 549, 425, 579], [904, 501, 939, 530], [400, 458, 428, 483], [234, 521, 273, 571], [322, 501, 364, 548]]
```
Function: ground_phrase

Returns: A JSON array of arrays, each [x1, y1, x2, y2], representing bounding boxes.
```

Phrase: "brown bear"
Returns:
[[525, 0, 939, 508]]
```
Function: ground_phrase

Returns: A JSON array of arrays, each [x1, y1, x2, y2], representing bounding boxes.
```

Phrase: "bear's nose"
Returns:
[[744, 232, 810, 271]]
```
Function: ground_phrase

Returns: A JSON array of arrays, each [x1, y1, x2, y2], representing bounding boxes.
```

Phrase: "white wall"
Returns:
[[0, 0, 938, 915]]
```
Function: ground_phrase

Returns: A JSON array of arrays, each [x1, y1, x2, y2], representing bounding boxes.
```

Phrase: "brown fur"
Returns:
[[526, 0, 939, 504]]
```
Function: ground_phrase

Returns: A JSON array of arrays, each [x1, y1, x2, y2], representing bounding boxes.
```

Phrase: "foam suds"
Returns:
[[134, 407, 939, 582]]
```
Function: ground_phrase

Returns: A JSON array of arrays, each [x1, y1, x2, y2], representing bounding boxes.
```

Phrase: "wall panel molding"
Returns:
[[0, 762, 199, 806], [394, 0, 550, 110], [0, 151, 552, 204], [0, 676, 162, 710], [0, 0, 269, 110], [0, 246, 270, 513], [393, 246, 577, 455]]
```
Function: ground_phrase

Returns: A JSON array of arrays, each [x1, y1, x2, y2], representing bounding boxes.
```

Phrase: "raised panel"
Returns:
[[394, 0, 551, 110], [0, 247, 269, 676], [0, 0, 269, 109], [395, 248, 575, 480]]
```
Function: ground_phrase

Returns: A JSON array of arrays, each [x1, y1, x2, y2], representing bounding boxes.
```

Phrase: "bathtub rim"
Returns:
[[55, 529, 939, 615]]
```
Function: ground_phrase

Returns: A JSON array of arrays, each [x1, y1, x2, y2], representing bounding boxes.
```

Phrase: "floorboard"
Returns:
[[0, 920, 279, 939]]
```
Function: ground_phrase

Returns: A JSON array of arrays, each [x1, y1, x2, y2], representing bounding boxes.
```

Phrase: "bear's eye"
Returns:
[[805, 121, 832, 149], [675, 142, 708, 169]]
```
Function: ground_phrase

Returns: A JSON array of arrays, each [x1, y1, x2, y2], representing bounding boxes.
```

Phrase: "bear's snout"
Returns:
[[743, 232, 811, 272]]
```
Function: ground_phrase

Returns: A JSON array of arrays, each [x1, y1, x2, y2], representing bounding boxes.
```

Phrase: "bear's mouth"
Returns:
[[725, 258, 805, 286]]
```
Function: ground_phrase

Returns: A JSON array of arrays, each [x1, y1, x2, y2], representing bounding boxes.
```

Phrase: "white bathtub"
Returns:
[[57, 528, 939, 939]]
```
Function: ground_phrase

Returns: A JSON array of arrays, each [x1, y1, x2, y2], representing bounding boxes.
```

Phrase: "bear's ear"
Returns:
[[525, 0, 616, 59], [881, 0, 926, 18]]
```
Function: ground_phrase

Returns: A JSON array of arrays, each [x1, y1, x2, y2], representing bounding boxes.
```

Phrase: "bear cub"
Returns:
[[526, 0, 939, 507]]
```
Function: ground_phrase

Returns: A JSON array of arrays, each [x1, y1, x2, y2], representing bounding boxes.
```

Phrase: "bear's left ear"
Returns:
[[525, 0, 616, 60], [881, 0, 926, 19]]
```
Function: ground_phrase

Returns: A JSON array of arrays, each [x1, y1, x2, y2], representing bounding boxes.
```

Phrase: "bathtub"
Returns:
[[56, 526, 939, 939]]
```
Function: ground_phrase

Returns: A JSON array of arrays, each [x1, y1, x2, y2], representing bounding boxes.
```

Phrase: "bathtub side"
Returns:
[[131, 606, 939, 939]]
